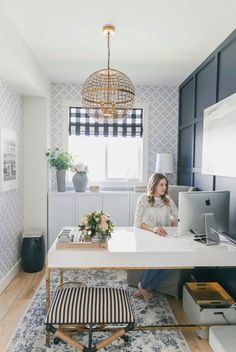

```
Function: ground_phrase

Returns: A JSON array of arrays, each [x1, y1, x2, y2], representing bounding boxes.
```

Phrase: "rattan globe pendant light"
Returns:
[[81, 25, 135, 121]]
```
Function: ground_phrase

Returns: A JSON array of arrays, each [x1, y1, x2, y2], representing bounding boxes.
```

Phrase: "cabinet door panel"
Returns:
[[130, 193, 143, 226], [180, 79, 194, 126], [218, 38, 236, 100], [48, 193, 75, 248], [179, 126, 193, 168], [75, 193, 102, 224], [195, 58, 217, 118], [102, 193, 130, 226], [178, 172, 192, 186]]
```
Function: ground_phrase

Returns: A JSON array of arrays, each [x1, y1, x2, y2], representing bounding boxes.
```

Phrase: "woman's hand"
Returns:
[[152, 227, 167, 236], [171, 218, 178, 227]]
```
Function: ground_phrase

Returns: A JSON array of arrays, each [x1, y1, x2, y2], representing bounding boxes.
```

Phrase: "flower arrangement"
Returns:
[[46, 148, 74, 170], [71, 162, 88, 174], [78, 210, 115, 243]]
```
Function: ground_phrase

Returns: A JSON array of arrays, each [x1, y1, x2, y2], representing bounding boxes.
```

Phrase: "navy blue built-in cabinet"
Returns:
[[178, 29, 236, 297]]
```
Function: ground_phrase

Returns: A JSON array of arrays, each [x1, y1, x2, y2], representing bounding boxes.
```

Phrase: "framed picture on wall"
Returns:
[[0, 127, 17, 192]]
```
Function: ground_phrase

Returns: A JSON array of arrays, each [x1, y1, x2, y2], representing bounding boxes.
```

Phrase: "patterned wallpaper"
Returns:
[[0, 81, 177, 282], [0, 80, 24, 283], [51, 83, 178, 189]]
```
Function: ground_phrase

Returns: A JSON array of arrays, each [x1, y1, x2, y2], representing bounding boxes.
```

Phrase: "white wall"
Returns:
[[0, 14, 51, 292], [0, 14, 50, 97], [0, 80, 24, 293], [23, 97, 50, 248]]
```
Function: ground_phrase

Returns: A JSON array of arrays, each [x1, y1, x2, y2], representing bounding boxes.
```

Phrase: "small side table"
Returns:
[[21, 230, 45, 272]]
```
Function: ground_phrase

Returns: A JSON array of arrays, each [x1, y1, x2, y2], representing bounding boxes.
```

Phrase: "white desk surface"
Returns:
[[48, 227, 236, 269]]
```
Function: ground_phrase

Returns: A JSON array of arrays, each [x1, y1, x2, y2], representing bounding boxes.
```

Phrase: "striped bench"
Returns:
[[45, 286, 135, 351]]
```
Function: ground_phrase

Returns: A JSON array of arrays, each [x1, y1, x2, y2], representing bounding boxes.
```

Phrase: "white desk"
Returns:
[[46, 227, 236, 309], [48, 227, 236, 269], [45, 227, 236, 343]]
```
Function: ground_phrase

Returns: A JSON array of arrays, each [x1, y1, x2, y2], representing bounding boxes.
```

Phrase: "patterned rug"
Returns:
[[7, 270, 190, 352]]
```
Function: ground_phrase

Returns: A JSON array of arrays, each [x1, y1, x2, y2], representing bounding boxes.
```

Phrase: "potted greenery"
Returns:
[[46, 148, 74, 192]]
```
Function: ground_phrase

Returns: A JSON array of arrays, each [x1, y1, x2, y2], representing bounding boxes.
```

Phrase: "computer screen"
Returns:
[[177, 191, 230, 237]]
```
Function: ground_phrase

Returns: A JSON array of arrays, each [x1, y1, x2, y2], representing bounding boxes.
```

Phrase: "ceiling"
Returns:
[[2, 0, 236, 87]]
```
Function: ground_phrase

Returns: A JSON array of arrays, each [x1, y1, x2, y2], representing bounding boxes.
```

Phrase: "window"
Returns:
[[65, 104, 148, 186]]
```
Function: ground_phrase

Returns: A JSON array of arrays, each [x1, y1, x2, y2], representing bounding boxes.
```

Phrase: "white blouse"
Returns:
[[134, 194, 178, 228]]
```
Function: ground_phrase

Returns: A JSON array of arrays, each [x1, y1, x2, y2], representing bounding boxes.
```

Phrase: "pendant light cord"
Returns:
[[107, 31, 111, 70], [107, 31, 111, 101]]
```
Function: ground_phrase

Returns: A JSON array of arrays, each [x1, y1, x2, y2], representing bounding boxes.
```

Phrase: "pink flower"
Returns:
[[78, 210, 114, 241], [99, 222, 108, 230], [101, 214, 109, 222], [99, 214, 109, 231], [81, 216, 88, 225], [74, 163, 88, 173]]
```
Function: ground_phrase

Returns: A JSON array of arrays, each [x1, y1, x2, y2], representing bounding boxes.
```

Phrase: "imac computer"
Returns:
[[177, 191, 230, 242]]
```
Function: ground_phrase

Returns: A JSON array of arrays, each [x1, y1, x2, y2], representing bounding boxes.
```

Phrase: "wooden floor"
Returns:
[[167, 297, 212, 352], [0, 269, 45, 352], [0, 269, 212, 352]]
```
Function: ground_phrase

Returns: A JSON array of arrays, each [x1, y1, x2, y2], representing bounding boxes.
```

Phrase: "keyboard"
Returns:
[[164, 227, 193, 238], [164, 227, 178, 237]]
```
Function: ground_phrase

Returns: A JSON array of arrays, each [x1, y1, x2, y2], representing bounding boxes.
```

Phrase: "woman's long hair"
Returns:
[[147, 173, 169, 206]]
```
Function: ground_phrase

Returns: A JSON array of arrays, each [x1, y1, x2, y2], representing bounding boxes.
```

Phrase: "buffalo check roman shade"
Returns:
[[69, 107, 143, 137]]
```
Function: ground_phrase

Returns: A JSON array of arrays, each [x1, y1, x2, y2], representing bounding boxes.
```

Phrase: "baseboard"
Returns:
[[0, 259, 21, 295]]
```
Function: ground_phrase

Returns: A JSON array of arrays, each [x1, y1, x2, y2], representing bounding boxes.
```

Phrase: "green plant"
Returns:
[[46, 148, 74, 170]]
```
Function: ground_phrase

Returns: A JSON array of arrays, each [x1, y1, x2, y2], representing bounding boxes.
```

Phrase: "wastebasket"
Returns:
[[21, 230, 45, 273]]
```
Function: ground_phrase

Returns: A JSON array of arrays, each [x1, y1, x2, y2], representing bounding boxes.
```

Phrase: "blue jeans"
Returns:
[[141, 269, 172, 291]]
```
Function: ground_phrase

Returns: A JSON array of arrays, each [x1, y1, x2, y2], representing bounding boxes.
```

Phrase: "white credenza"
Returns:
[[48, 191, 142, 248], [102, 192, 130, 227], [75, 193, 103, 225], [48, 192, 76, 248]]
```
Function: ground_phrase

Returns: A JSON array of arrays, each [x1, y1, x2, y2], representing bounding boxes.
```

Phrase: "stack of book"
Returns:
[[58, 228, 74, 243]]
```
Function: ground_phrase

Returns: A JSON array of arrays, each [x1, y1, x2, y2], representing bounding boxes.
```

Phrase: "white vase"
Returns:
[[72, 172, 88, 192]]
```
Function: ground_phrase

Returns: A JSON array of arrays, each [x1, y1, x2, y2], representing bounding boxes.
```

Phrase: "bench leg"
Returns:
[[96, 328, 126, 351], [55, 328, 85, 351]]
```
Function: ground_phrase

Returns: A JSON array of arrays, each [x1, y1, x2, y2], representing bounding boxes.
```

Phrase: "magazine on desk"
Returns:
[[56, 227, 108, 250]]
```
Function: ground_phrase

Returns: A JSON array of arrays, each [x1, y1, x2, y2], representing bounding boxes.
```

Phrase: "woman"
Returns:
[[133, 173, 178, 300]]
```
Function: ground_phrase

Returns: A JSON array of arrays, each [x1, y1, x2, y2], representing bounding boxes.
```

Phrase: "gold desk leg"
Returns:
[[45, 265, 51, 346], [59, 269, 63, 285]]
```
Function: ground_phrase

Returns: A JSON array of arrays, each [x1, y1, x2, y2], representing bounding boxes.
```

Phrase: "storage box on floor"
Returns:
[[209, 326, 236, 352], [182, 282, 236, 338]]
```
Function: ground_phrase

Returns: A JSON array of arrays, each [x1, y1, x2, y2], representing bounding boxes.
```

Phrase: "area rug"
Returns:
[[7, 270, 190, 352]]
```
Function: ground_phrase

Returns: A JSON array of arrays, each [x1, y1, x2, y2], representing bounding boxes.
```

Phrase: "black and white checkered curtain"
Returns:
[[69, 107, 143, 137]]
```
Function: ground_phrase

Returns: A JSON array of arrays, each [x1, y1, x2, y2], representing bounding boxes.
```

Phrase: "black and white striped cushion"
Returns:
[[45, 287, 134, 324]]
